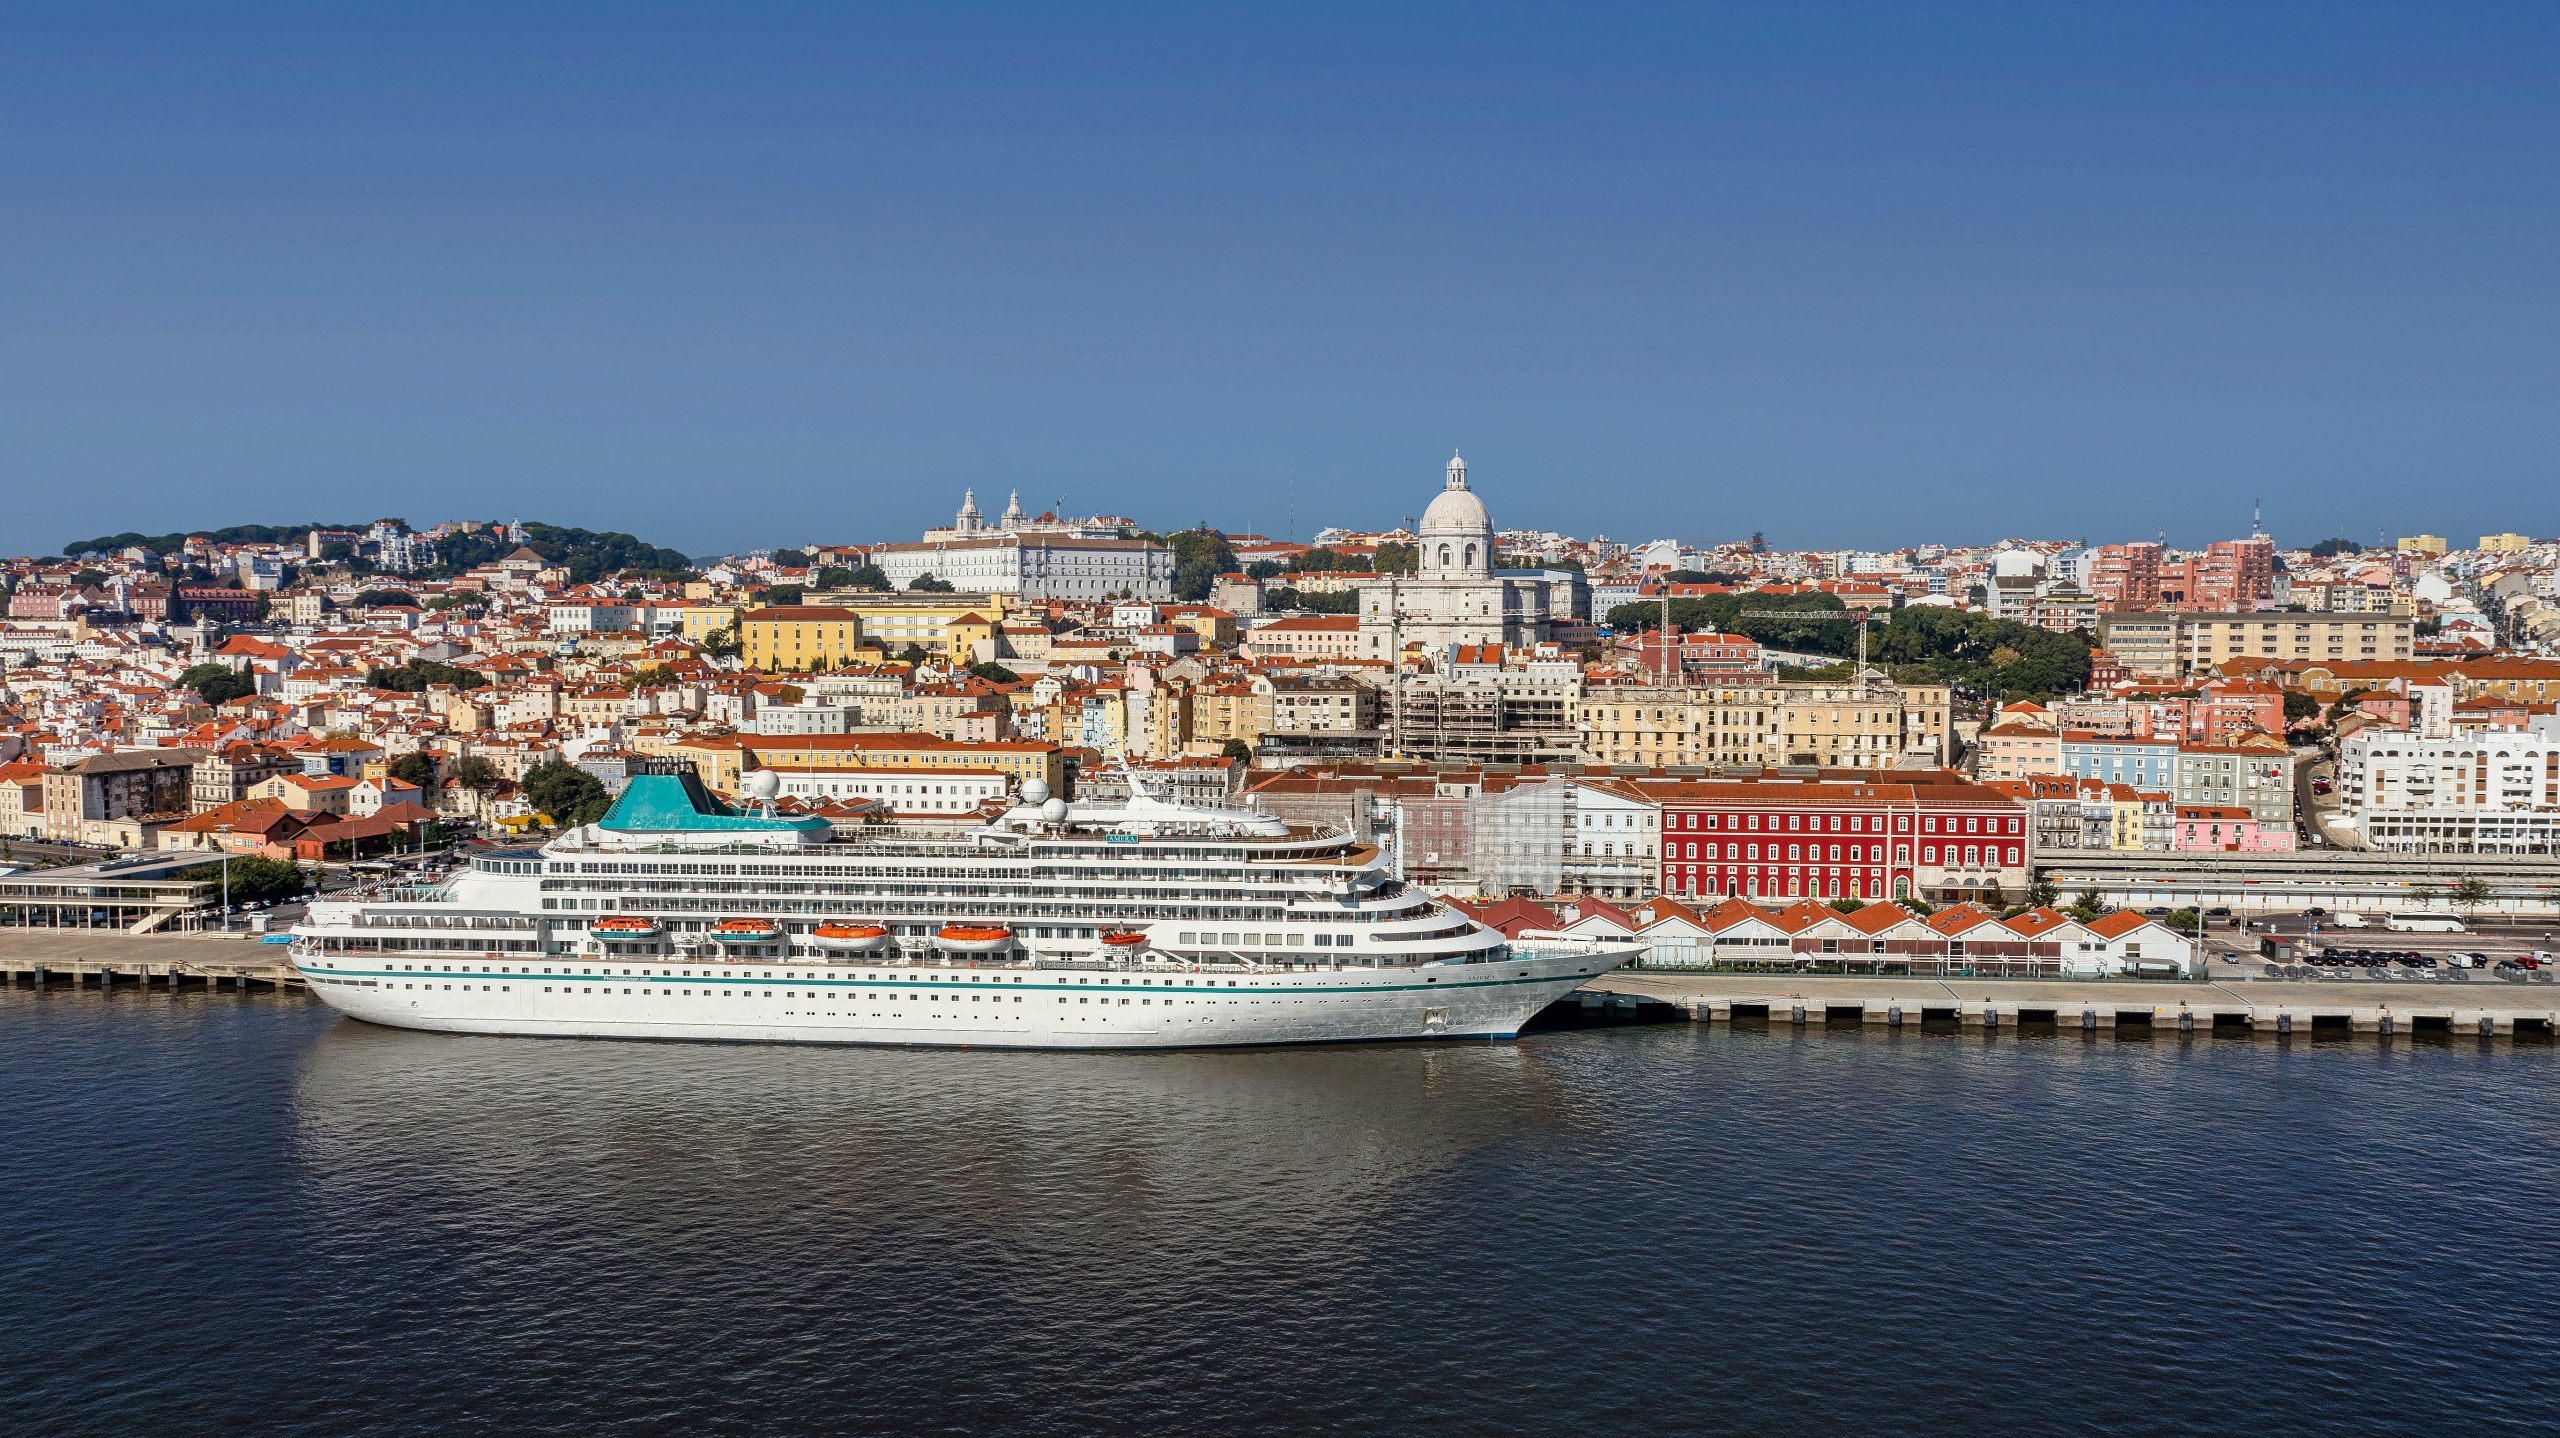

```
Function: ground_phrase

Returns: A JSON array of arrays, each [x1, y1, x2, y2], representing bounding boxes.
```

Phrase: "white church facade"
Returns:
[[1356, 453, 1556, 661], [874, 489, 1176, 601]]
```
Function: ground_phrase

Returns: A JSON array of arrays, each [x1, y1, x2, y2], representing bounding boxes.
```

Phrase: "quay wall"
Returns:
[[1588, 971, 2560, 1040]]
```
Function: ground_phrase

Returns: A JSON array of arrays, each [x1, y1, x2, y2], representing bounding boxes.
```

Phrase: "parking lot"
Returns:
[[2195, 908, 2559, 985]]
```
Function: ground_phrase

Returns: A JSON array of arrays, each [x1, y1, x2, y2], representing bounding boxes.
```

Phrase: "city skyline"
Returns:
[[9, 3, 2557, 554]]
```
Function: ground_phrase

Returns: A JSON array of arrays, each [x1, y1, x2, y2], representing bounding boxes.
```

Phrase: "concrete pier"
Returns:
[[1590, 971, 2560, 1042], [0, 933, 305, 992]]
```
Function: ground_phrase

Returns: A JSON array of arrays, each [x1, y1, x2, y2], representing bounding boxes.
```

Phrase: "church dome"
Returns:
[[1420, 485, 1490, 535], [1416, 450, 1494, 579]]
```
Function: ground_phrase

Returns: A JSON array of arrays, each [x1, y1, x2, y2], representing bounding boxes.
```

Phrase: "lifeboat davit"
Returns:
[[933, 924, 1014, 954], [589, 916, 663, 940], [710, 918, 783, 944], [811, 922, 893, 954], [1100, 929, 1149, 948]]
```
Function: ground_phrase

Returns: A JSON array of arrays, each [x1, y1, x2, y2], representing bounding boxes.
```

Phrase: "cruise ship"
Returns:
[[289, 761, 1637, 1049]]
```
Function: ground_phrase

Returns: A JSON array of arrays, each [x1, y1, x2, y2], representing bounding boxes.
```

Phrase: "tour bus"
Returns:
[[2386, 910, 2468, 934]]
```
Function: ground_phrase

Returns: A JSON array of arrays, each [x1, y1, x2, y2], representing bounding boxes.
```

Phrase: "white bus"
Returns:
[[2386, 911, 2467, 933]]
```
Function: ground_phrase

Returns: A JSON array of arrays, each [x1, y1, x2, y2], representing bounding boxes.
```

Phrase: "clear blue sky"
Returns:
[[5, 2, 2554, 558]]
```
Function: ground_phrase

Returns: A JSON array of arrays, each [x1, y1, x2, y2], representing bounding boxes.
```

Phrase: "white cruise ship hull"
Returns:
[[296, 946, 1625, 1049]]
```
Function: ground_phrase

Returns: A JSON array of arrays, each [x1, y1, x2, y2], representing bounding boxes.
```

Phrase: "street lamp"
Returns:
[[216, 823, 234, 931]]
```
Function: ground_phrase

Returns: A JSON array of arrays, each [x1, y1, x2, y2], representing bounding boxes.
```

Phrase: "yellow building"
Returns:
[[800, 591, 1015, 662], [2479, 533, 2532, 553], [740, 606, 864, 673], [679, 604, 741, 644], [2396, 534, 2448, 556]]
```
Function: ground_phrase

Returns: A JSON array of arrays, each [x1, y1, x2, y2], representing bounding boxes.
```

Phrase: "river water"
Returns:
[[5, 990, 2556, 1436]]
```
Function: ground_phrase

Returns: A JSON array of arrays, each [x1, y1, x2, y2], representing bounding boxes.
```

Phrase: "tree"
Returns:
[[1827, 897, 1867, 914], [898, 643, 930, 665], [2024, 879, 2059, 911], [367, 660, 488, 692], [178, 855, 309, 907], [449, 755, 500, 792], [1263, 587, 1357, 614], [2283, 691, 2322, 725], [1371, 541, 1418, 575], [1167, 527, 1237, 602], [1293, 545, 1372, 574], [773, 549, 811, 569], [847, 563, 892, 591], [1220, 738, 1254, 764], [388, 753, 438, 788], [764, 584, 805, 606], [352, 589, 416, 608], [2070, 887, 2106, 915], [968, 662, 1021, 684], [71, 568, 107, 589], [2164, 908, 2202, 934], [2449, 877, 2493, 919], [522, 760, 610, 827], [813, 566, 857, 590], [907, 573, 955, 593], [318, 541, 355, 562], [177, 662, 254, 706], [631, 664, 681, 690], [2307, 537, 2365, 559]]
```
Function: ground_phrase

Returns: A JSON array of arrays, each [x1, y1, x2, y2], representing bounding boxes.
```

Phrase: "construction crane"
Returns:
[[1736, 606, 1879, 679]]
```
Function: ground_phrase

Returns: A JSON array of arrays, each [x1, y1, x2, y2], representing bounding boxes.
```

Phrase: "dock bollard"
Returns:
[[2179, 1010, 2194, 1032], [1888, 1005, 1902, 1028], [1790, 1003, 1805, 1025], [2278, 1013, 2292, 1035], [2081, 1009, 2096, 1031], [2379, 1014, 2394, 1037], [2480, 1015, 2495, 1037]]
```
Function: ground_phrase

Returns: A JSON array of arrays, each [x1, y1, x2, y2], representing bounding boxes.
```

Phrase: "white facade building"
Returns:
[[875, 492, 1175, 601], [1357, 454, 1555, 661], [2336, 726, 2560, 852], [770, 765, 1016, 814]]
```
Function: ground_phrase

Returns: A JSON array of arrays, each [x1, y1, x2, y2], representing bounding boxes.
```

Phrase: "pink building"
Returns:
[[2172, 805, 2291, 852]]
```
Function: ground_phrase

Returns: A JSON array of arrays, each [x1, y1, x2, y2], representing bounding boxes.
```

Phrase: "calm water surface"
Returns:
[[4, 990, 2556, 1436]]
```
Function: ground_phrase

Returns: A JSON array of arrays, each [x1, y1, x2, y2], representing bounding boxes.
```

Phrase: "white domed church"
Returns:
[[1356, 452, 1554, 661]]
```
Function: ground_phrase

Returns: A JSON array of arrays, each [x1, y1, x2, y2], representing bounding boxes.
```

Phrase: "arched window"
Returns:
[[1464, 543, 1478, 568], [1437, 544, 1452, 567]]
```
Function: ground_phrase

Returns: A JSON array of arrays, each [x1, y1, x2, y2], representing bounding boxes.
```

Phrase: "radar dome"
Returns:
[[742, 770, 782, 801], [1040, 797, 1069, 823], [1021, 778, 1051, 805]]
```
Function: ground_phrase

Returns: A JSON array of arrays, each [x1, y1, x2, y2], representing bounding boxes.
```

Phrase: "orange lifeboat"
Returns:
[[811, 922, 893, 954], [709, 917, 783, 944], [588, 916, 663, 941], [1100, 929, 1149, 948], [933, 924, 1014, 955]]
